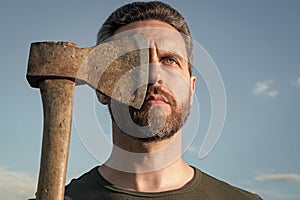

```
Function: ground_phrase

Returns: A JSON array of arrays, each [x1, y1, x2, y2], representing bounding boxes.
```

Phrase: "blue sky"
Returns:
[[0, 0, 299, 199]]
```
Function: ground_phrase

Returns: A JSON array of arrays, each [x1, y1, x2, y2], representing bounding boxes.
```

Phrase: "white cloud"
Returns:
[[252, 80, 279, 97], [255, 173, 300, 182], [266, 90, 279, 97], [252, 189, 300, 199], [292, 76, 300, 89], [0, 166, 37, 200]]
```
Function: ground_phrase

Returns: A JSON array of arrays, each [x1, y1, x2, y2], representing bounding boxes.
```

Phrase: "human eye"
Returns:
[[162, 57, 180, 67]]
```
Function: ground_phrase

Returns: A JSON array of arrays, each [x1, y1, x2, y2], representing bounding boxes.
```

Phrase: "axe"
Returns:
[[26, 34, 149, 200]]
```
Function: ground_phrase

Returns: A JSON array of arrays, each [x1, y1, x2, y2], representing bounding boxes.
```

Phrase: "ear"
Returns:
[[190, 76, 197, 105], [190, 76, 197, 93], [96, 91, 110, 105]]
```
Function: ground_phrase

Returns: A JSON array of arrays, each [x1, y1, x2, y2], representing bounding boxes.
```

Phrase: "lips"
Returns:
[[144, 94, 170, 104]]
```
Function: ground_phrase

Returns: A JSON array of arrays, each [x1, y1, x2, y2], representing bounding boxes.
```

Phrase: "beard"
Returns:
[[109, 85, 192, 142]]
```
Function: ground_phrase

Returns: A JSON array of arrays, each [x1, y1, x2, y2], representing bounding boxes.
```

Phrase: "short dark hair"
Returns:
[[97, 1, 193, 75]]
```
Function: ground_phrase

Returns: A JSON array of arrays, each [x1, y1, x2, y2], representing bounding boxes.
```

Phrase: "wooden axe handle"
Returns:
[[36, 79, 75, 200]]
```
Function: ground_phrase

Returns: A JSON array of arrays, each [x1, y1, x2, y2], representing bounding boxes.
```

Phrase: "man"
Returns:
[[65, 1, 263, 199]]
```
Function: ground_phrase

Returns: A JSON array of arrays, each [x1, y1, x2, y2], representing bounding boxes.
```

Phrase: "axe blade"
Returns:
[[27, 34, 149, 109], [77, 34, 149, 109]]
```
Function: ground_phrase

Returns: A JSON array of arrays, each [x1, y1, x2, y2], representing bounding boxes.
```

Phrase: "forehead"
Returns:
[[113, 20, 188, 59]]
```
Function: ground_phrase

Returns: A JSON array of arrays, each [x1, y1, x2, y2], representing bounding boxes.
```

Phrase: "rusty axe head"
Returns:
[[26, 34, 149, 109]]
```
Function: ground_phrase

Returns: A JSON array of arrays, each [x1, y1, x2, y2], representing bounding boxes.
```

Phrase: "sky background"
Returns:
[[0, 0, 300, 199]]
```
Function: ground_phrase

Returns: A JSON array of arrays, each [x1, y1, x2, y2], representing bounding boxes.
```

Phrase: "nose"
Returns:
[[149, 64, 163, 85], [148, 47, 163, 85]]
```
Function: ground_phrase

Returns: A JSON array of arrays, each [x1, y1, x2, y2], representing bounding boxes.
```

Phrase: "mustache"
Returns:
[[143, 85, 176, 104], [147, 84, 167, 94]]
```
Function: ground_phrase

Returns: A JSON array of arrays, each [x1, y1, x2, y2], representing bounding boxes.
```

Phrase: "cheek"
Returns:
[[163, 70, 191, 106]]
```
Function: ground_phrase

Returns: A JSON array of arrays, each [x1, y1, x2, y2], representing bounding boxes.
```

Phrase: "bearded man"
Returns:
[[65, 1, 263, 200]]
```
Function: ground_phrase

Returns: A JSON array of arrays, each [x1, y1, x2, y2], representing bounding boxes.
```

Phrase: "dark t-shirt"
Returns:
[[64, 166, 263, 200]]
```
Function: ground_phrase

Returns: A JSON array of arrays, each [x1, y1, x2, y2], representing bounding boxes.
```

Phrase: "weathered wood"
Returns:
[[36, 79, 75, 200]]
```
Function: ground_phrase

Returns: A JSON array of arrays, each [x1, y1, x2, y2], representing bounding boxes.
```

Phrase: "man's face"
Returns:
[[107, 20, 196, 141]]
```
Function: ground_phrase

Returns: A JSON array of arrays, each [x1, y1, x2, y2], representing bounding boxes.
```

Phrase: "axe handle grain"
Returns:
[[36, 79, 75, 200]]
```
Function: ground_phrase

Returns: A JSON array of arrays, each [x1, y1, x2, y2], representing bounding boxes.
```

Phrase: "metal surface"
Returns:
[[27, 34, 149, 109]]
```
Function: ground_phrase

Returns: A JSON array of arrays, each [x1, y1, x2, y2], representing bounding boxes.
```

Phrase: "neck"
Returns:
[[99, 122, 194, 192]]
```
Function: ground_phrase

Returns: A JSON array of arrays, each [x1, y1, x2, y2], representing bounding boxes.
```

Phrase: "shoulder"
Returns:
[[193, 167, 263, 200], [65, 166, 108, 199], [28, 167, 100, 200], [66, 166, 99, 186]]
